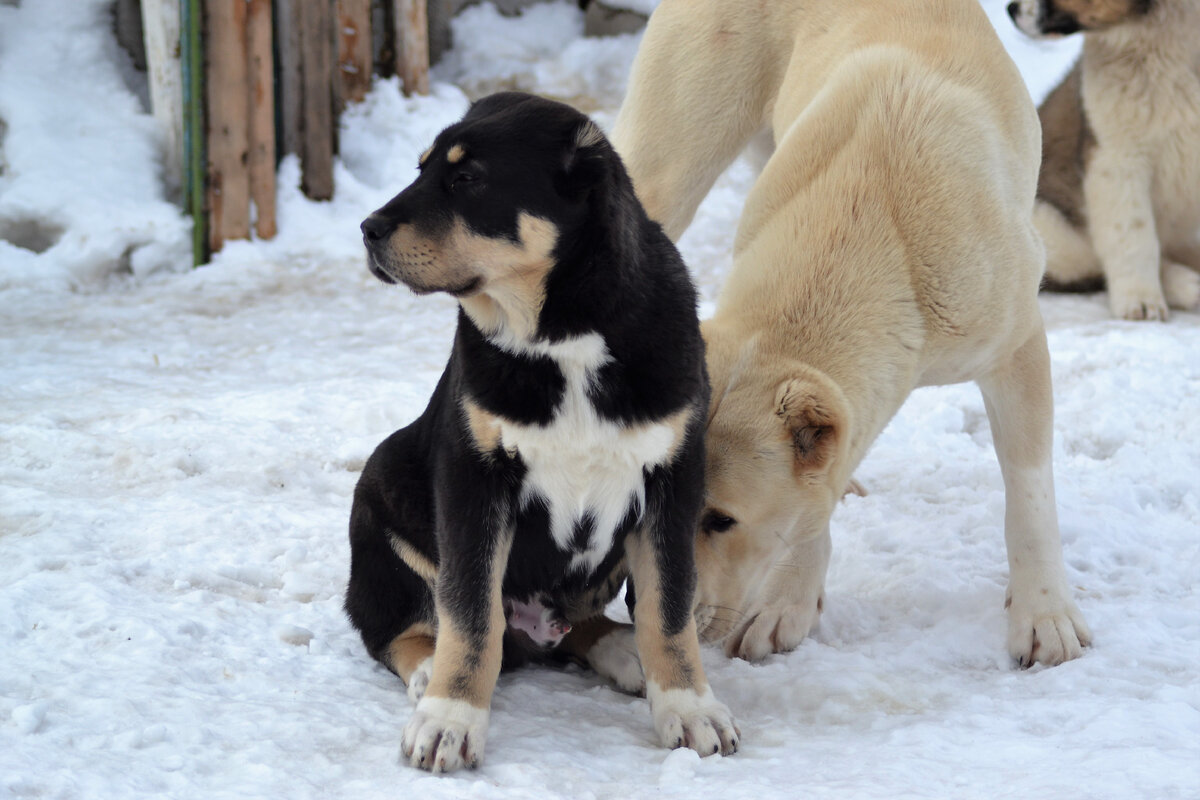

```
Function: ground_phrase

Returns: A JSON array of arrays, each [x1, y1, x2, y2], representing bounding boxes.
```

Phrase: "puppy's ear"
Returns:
[[774, 379, 841, 478], [562, 119, 608, 191]]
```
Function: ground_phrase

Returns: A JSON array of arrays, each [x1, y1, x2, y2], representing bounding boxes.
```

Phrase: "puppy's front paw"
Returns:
[[648, 685, 739, 757], [400, 697, 489, 773], [1109, 281, 1168, 321], [725, 599, 822, 662], [587, 626, 645, 695], [1006, 588, 1092, 667]]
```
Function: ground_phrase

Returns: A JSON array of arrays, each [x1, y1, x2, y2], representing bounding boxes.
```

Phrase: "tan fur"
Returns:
[[1029, 0, 1200, 318], [556, 615, 628, 661], [380, 213, 558, 339], [446, 143, 467, 164], [385, 622, 437, 684], [614, 0, 1091, 665], [421, 534, 512, 709], [624, 532, 708, 692], [388, 533, 439, 584]]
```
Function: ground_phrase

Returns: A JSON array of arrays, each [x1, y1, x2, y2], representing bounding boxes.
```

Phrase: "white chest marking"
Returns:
[[492, 332, 679, 573]]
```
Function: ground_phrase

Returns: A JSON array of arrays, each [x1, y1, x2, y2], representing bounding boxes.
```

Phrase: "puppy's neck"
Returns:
[[460, 287, 545, 349]]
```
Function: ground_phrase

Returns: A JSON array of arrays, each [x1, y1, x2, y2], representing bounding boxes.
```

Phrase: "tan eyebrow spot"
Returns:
[[418, 147, 433, 166], [447, 144, 467, 164]]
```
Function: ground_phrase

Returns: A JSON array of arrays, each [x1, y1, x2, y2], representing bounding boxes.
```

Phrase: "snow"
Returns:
[[1, 1, 1197, 798]]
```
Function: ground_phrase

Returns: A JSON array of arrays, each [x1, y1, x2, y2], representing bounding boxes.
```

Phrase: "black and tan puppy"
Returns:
[[346, 92, 737, 773]]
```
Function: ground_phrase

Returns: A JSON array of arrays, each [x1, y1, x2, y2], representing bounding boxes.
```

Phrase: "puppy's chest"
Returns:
[[467, 333, 682, 573]]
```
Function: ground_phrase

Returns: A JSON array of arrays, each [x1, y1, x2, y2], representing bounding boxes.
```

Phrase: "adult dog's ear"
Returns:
[[562, 119, 609, 193], [774, 378, 841, 479]]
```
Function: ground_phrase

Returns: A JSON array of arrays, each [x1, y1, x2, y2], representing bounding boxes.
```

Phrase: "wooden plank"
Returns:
[[277, 0, 304, 158], [246, 0, 277, 239], [299, 0, 335, 200], [204, 0, 251, 252], [337, 0, 373, 107], [181, 0, 206, 265], [394, 0, 429, 96], [141, 0, 185, 198]]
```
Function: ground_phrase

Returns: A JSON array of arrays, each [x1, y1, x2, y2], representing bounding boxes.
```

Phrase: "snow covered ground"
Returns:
[[2, 1, 1198, 797]]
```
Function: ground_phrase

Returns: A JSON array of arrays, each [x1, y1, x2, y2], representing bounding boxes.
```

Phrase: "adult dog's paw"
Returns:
[[1006, 589, 1092, 667], [648, 685, 739, 757], [1162, 262, 1200, 310], [587, 626, 645, 695], [400, 697, 489, 773], [725, 599, 822, 662]]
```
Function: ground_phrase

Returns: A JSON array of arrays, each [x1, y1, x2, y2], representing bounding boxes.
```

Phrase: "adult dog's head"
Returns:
[[691, 327, 853, 658], [361, 92, 611, 337], [1006, 0, 1155, 36]]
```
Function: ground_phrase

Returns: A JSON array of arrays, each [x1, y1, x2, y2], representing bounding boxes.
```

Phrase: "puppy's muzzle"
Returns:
[[360, 214, 398, 284]]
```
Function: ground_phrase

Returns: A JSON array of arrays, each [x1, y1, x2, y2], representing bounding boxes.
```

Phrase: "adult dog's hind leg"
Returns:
[[977, 326, 1091, 667], [611, 0, 778, 240]]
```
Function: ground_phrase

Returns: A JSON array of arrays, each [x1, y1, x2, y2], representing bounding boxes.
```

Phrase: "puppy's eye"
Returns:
[[450, 171, 480, 190], [701, 510, 736, 534]]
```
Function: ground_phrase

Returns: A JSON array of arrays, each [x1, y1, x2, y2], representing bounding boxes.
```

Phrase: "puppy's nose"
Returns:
[[1006, 1, 1020, 20], [361, 215, 390, 243]]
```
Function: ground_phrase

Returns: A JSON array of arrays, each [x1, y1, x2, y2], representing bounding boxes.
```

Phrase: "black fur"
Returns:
[[345, 93, 708, 676]]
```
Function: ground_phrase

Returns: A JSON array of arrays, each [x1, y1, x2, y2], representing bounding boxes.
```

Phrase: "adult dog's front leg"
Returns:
[[977, 327, 1091, 667], [400, 531, 512, 773], [627, 521, 738, 756]]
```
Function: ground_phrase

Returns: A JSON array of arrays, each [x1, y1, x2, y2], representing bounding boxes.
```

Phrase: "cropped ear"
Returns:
[[774, 378, 840, 477]]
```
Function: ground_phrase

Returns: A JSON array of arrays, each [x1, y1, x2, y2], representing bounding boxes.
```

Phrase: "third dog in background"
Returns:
[[1009, 0, 1200, 320]]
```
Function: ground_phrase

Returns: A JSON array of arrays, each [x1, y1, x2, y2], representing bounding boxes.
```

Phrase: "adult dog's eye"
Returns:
[[701, 510, 736, 534]]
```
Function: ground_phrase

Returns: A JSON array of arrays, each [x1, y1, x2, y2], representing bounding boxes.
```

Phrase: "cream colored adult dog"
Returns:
[[1009, 0, 1200, 321], [611, 0, 1091, 665]]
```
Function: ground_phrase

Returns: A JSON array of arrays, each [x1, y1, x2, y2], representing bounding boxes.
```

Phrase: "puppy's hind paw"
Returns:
[[587, 626, 645, 695], [405, 656, 433, 703]]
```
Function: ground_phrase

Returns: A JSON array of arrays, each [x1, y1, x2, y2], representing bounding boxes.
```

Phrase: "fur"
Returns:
[[347, 92, 737, 772], [1010, 0, 1200, 319], [612, 0, 1091, 665]]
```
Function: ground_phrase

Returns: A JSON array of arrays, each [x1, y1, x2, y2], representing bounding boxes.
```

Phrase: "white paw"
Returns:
[[1109, 281, 1168, 321], [724, 599, 822, 662], [1006, 588, 1092, 667], [400, 696, 489, 773], [587, 626, 645, 695], [406, 656, 433, 703], [1162, 262, 1200, 310], [647, 684, 739, 756]]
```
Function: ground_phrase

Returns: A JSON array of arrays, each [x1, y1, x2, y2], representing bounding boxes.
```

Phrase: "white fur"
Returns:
[[490, 332, 679, 574], [586, 627, 645, 694], [406, 656, 433, 703], [400, 696, 490, 772], [646, 682, 738, 756]]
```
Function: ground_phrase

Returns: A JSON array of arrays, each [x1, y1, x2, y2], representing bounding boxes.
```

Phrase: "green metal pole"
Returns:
[[181, 0, 207, 266]]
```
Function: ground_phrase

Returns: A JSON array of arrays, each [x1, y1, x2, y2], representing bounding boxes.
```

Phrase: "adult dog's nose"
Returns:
[[361, 215, 390, 244], [1006, 1, 1020, 21]]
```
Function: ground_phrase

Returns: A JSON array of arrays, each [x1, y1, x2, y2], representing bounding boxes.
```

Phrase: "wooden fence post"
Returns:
[[394, 0, 429, 96], [337, 0, 373, 109], [204, 0, 251, 253], [298, 0, 335, 200], [246, 0, 276, 239]]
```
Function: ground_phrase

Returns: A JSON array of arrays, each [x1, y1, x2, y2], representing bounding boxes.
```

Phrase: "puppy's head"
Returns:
[[1007, 0, 1154, 37], [691, 330, 850, 658], [361, 92, 610, 310]]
